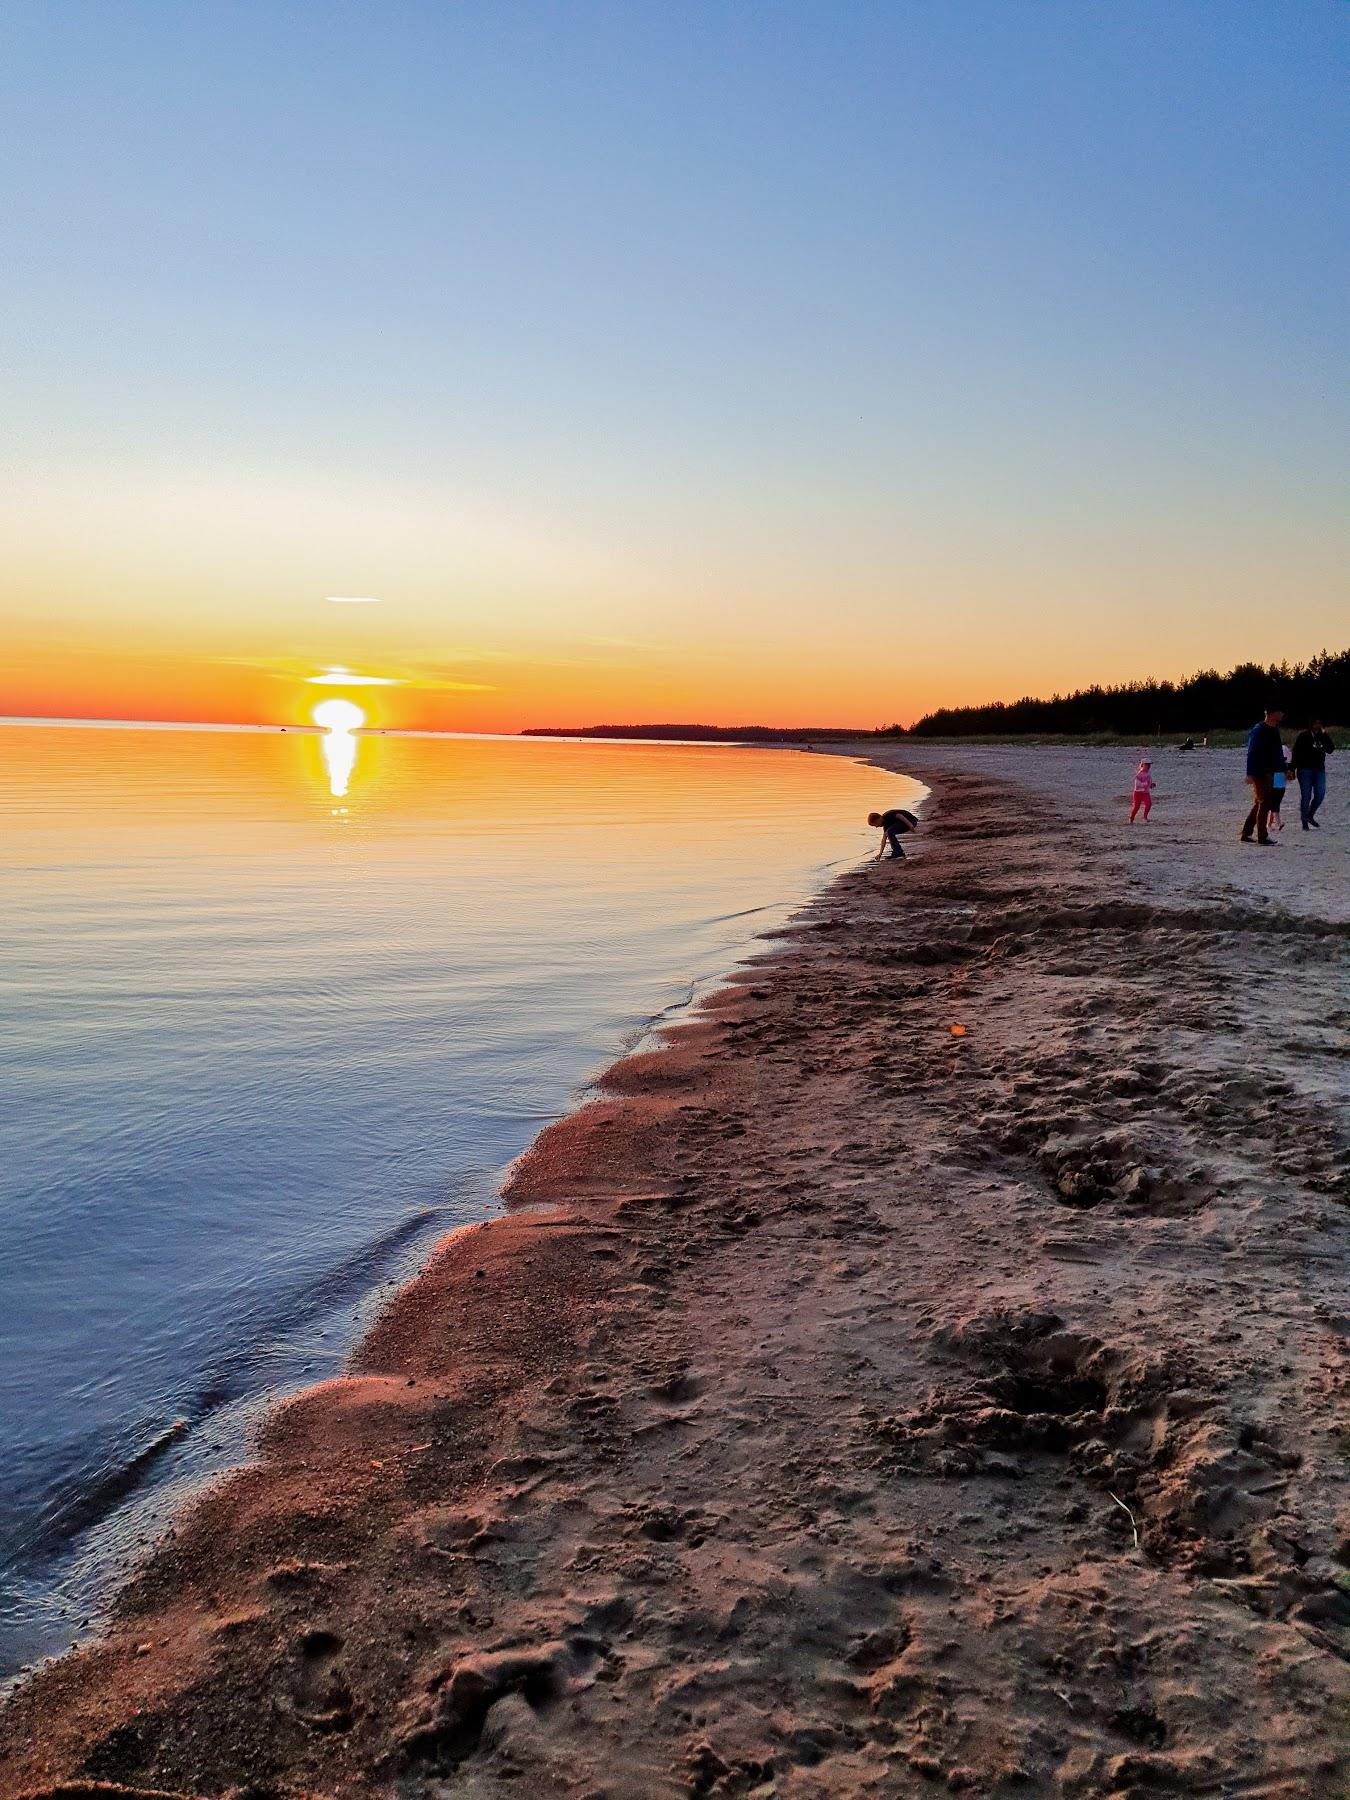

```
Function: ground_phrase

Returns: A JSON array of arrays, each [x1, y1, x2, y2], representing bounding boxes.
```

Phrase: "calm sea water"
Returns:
[[0, 724, 920, 1674]]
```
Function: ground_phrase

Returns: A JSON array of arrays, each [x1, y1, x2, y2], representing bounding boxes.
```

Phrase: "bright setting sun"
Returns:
[[311, 697, 365, 734]]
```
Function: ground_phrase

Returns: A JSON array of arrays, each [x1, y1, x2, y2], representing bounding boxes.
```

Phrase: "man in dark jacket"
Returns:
[[1290, 719, 1334, 830], [1240, 707, 1284, 846]]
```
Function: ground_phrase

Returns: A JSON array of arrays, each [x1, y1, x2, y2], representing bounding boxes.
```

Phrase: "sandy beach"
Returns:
[[4, 745, 1348, 1798]]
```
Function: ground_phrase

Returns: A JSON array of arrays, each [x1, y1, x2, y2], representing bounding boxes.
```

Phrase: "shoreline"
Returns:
[[0, 732, 920, 1683], [4, 753, 1348, 1796]]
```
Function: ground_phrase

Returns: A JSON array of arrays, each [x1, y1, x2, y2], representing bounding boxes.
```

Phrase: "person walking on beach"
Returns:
[[1129, 759, 1155, 822], [1291, 719, 1334, 830], [1240, 706, 1285, 846], [869, 807, 917, 859]]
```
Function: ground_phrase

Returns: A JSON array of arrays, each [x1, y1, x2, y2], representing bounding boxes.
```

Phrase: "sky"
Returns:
[[2, 2, 1346, 731]]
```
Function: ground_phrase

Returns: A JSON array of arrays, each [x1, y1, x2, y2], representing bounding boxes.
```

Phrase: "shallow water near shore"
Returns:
[[0, 723, 920, 1674]]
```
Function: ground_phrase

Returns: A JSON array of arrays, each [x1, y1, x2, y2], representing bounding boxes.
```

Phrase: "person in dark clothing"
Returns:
[[1290, 719, 1335, 830], [1240, 707, 1284, 846], [868, 807, 917, 859]]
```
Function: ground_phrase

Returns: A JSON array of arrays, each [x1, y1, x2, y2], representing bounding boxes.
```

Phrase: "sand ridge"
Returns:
[[2, 761, 1348, 1797]]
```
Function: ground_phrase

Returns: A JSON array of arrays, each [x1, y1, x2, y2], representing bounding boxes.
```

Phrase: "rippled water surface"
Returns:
[[0, 724, 921, 1671]]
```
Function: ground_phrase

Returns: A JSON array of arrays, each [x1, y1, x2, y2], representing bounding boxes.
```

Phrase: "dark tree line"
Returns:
[[904, 648, 1349, 739]]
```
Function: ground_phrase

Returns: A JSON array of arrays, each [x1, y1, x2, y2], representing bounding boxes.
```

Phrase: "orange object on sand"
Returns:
[[950, 1024, 967, 1036]]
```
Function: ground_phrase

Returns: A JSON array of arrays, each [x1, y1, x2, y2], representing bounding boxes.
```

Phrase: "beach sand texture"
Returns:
[[3, 748, 1348, 1797]]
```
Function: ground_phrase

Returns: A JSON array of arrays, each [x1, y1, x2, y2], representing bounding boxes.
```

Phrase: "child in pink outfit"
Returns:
[[1129, 760, 1154, 822]]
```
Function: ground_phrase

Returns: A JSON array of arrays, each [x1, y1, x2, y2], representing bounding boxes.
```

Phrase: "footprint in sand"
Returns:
[[287, 1628, 354, 1732]]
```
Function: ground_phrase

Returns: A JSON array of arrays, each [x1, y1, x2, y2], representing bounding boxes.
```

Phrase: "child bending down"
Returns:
[[1129, 760, 1154, 823], [868, 807, 918, 859]]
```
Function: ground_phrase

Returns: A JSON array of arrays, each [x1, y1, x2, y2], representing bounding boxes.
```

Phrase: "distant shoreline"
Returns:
[[524, 724, 1346, 749], [4, 716, 1342, 752]]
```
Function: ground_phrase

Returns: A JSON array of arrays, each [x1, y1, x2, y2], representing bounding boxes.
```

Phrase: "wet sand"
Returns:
[[4, 750, 1348, 1797]]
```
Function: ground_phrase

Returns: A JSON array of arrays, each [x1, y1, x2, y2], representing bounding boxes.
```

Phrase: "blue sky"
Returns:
[[2, 2, 1346, 725]]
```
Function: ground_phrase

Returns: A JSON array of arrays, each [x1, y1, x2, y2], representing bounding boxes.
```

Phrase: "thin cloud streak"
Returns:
[[210, 654, 498, 694], [305, 668, 401, 687]]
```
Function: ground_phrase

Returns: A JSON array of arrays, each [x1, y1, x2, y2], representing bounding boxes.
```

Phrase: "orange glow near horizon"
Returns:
[[0, 626, 1254, 737], [4, 565, 1345, 736], [3, 460, 1346, 734], [0, 655, 919, 734], [4, 636, 939, 734]]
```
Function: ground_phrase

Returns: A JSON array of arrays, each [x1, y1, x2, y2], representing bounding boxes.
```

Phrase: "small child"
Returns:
[[1129, 760, 1154, 822], [1269, 755, 1289, 830], [868, 807, 917, 859]]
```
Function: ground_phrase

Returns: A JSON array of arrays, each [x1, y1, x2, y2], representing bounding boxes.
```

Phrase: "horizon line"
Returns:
[[0, 712, 888, 736]]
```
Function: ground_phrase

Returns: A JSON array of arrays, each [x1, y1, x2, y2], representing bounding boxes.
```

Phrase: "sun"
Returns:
[[312, 698, 365, 733]]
